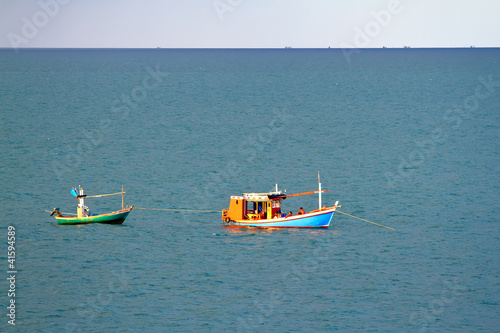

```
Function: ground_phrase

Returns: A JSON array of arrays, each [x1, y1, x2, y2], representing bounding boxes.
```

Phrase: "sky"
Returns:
[[1, 0, 499, 49]]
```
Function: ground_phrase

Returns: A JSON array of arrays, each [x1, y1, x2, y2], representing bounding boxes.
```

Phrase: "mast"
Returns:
[[121, 185, 124, 209], [77, 186, 85, 218], [318, 172, 322, 210]]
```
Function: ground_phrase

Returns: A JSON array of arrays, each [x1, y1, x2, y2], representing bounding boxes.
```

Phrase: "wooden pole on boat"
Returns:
[[284, 190, 329, 198], [121, 185, 124, 210], [86, 191, 125, 198]]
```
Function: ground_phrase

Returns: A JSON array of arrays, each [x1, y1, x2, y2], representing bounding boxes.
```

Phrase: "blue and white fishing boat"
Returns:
[[221, 175, 339, 228]]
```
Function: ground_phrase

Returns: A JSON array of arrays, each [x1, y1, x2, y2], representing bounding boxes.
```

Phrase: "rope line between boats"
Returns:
[[134, 207, 220, 213]]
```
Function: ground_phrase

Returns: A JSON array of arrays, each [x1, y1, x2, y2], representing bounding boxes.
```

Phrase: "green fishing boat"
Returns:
[[50, 186, 133, 225]]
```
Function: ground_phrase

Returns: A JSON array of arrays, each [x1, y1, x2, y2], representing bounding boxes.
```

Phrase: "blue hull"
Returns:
[[228, 208, 336, 228]]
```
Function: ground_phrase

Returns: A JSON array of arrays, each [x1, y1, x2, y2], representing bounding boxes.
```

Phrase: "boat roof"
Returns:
[[240, 191, 284, 201]]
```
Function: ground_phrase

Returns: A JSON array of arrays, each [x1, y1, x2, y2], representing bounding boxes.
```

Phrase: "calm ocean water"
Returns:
[[1, 48, 499, 332]]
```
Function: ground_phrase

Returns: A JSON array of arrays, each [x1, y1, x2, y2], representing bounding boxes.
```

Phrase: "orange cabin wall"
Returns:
[[228, 198, 245, 220]]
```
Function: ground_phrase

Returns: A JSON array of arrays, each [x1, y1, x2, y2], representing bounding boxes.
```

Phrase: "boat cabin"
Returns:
[[222, 192, 285, 222]]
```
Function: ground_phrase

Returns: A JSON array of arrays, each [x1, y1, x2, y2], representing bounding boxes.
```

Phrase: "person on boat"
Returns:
[[298, 207, 305, 215], [287, 211, 293, 217]]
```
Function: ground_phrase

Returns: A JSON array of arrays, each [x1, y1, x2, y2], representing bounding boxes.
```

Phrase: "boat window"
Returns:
[[247, 201, 256, 213]]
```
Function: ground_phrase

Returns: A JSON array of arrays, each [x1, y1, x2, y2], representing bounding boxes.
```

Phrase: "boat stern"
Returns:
[[222, 196, 245, 223]]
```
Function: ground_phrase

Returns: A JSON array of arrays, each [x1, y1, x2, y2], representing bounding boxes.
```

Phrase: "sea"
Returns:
[[1, 48, 499, 332]]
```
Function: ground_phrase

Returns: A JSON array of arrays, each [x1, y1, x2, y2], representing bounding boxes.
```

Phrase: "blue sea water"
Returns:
[[1, 48, 499, 332]]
